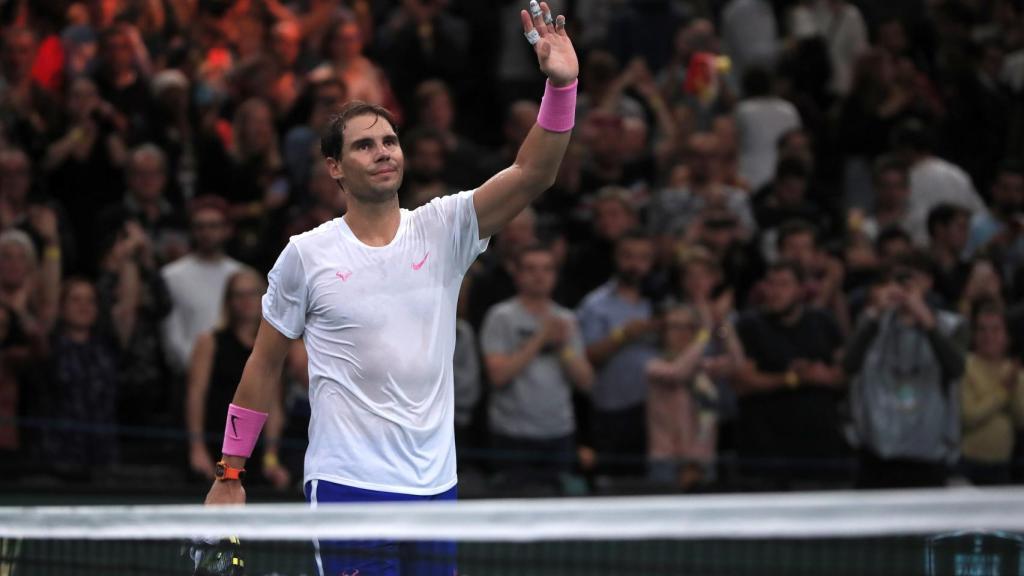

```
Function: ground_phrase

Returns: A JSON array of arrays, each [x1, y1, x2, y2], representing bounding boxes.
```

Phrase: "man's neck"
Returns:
[[134, 196, 161, 220], [518, 295, 550, 315], [931, 245, 958, 268], [194, 249, 225, 262], [344, 197, 401, 247], [773, 305, 803, 326], [615, 281, 641, 301], [64, 326, 90, 343]]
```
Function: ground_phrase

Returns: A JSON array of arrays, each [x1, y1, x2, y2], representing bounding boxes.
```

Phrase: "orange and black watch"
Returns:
[[215, 461, 246, 482]]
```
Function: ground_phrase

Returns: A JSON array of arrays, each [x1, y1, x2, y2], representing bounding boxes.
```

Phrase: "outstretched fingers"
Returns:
[[521, 8, 541, 45]]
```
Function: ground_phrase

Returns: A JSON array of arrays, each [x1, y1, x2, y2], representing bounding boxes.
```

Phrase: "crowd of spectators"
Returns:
[[2, 0, 1024, 496]]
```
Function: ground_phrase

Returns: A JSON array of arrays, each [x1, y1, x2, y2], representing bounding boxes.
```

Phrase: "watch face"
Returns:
[[215, 463, 226, 478]]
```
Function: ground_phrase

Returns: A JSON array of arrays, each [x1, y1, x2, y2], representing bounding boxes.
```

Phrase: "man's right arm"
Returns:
[[204, 318, 293, 505]]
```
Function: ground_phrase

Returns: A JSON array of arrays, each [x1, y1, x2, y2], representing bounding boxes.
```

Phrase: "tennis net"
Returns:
[[2, 487, 1023, 576]]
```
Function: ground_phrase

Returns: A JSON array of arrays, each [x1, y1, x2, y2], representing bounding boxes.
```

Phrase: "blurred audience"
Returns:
[[1, 0, 1023, 493]]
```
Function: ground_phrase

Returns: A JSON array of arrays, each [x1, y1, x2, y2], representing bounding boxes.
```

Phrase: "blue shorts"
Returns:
[[304, 480, 458, 576]]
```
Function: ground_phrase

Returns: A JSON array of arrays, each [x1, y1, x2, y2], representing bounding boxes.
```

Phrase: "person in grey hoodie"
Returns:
[[844, 253, 967, 488]]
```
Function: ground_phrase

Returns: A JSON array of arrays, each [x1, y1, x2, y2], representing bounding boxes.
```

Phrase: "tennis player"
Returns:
[[203, 2, 577, 575]]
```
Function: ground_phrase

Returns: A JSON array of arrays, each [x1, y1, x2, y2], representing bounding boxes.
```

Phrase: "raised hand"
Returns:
[[520, 1, 578, 87]]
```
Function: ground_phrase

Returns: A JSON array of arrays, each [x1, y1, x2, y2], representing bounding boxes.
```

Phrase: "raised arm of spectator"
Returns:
[[559, 318, 594, 391], [109, 246, 140, 349], [473, 3, 578, 239], [646, 331, 712, 386], [629, 60, 678, 173], [30, 206, 61, 333]]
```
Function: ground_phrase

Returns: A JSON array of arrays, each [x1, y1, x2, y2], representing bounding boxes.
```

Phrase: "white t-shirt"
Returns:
[[161, 254, 243, 373], [263, 190, 489, 495], [736, 96, 801, 190], [906, 157, 987, 246]]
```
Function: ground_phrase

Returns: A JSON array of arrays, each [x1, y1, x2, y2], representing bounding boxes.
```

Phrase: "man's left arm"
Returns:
[[474, 2, 579, 239]]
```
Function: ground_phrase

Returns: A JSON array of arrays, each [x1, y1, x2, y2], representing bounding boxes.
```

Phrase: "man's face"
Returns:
[[191, 208, 230, 253], [0, 152, 31, 202], [62, 281, 98, 330], [0, 243, 29, 288], [939, 213, 969, 253], [241, 102, 275, 156], [2, 32, 35, 80], [102, 31, 134, 73], [128, 153, 166, 204], [992, 172, 1024, 214], [272, 25, 301, 67], [409, 138, 444, 182], [775, 176, 806, 206], [779, 231, 816, 270], [876, 169, 909, 209], [764, 268, 801, 315], [332, 22, 363, 60], [515, 250, 557, 299], [327, 113, 404, 204], [423, 92, 453, 131], [615, 238, 654, 286], [686, 136, 719, 184], [593, 199, 635, 242], [683, 261, 717, 300]]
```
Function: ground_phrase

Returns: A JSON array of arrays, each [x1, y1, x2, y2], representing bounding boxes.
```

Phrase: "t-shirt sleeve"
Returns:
[[577, 303, 608, 346], [262, 241, 308, 339], [480, 306, 513, 355], [434, 190, 490, 274]]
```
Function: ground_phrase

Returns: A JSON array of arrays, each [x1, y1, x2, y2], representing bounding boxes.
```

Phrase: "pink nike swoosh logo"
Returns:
[[341, 571, 360, 576], [412, 252, 430, 270], [336, 271, 352, 282]]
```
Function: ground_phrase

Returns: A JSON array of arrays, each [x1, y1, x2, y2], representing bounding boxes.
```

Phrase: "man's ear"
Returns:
[[326, 157, 344, 181]]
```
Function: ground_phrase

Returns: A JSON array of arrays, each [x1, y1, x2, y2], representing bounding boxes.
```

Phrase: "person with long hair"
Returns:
[[186, 268, 290, 489]]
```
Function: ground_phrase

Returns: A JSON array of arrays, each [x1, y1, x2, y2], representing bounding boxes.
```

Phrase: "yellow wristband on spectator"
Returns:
[[611, 327, 625, 344], [560, 347, 576, 361], [696, 329, 711, 344], [44, 246, 61, 261], [262, 452, 280, 468]]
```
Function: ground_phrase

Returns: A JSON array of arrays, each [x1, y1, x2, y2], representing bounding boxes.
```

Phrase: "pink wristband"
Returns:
[[537, 79, 578, 133], [222, 403, 268, 458]]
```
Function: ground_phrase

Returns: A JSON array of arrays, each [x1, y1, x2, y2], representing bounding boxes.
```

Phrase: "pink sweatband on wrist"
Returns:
[[222, 403, 268, 458], [537, 79, 578, 133]]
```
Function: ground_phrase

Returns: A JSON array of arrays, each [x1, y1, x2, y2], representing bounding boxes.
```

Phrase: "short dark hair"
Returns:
[[190, 195, 230, 220], [403, 127, 445, 155], [890, 249, 935, 278], [514, 242, 554, 266], [615, 228, 653, 249], [926, 203, 969, 238], [876, 225, 911, 250], [742, 67, 773, 98], [872, 155, 908, 183], [320, 101, 398, 160], [777, 219, 818, 251], [995, 160, 1024, 180], [767, 259, 805, 283], [891, 119, 933, 153]]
